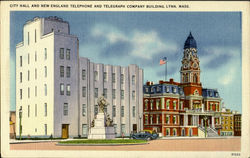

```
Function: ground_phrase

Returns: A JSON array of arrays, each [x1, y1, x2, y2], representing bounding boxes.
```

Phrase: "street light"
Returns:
[[204, 116, 207, 138], [139, 115, 142, 132], [19, 107, 22, 140]]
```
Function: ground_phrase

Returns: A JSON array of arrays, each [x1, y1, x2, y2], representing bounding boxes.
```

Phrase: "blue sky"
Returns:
[[10, 11, 242, 112]]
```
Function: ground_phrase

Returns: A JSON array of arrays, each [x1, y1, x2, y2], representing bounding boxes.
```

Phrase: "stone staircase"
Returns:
[[198, 126, 219, 137]]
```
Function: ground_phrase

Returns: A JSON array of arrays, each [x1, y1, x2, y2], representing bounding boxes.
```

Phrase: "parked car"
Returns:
[[131, 131, 159, 140]]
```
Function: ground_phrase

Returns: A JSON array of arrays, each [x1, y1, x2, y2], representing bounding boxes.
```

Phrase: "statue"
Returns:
[[105, 114, 113, 127], [97, 96, 108, 113], [91, 120, 95, 127]]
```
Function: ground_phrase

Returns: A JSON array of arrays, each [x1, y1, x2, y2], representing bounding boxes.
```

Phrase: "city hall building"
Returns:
[[143, 33, 222, 137], [16, 16, 143, 138]]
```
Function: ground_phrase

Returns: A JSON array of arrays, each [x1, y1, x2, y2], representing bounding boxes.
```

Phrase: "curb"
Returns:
[[10, 140, 60, 144], [56, 142, 149, 146]]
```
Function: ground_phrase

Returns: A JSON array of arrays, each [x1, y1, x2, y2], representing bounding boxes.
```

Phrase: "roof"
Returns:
[[184, 32, 197, 49]]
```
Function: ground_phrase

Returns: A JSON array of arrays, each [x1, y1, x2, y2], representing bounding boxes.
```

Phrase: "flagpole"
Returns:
[[165, 59, 167, 81]]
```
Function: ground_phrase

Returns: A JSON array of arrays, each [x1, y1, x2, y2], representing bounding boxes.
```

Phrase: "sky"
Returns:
[[10, 11, 242, 112]]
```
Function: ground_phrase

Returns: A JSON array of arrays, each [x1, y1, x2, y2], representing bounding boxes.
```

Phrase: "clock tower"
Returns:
[[180, 32, 201, 84], [180, 32, 202, 100]]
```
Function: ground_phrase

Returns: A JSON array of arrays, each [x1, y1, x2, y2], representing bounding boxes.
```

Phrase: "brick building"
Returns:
[[143, 33, 222, 137], [233, 113, 241, 136]]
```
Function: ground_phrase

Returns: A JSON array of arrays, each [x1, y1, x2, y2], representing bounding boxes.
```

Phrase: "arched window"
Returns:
[[166, 128, 170, 136], [173, 128, 177, 136]]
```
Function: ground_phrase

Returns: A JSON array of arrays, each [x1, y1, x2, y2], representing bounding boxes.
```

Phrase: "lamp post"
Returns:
[[139, 115, 142, 132], [204, 116, 207, 138], [19, 107, 22, 140]]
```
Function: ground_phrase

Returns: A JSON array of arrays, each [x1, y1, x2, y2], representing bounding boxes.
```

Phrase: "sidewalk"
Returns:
[[160, 136, 240, 140], [9, 139, 63, 144]]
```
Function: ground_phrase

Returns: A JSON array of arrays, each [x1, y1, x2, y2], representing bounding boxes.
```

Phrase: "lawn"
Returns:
[[59, 139, 147, 144]]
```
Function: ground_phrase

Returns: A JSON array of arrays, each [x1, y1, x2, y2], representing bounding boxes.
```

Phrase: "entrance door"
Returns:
[[62, 124, 69, 138], [133, 124, 137, 133]]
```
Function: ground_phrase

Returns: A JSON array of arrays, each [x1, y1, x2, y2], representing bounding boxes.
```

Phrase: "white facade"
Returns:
[[16, 16, 143, 138]]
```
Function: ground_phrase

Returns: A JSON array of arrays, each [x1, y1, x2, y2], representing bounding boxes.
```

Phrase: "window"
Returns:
[[180, 101, 183, 110], [121, 90, 124, 99], [121, 106, 124, 117], [20, 89, 22, 99], [120, 74, 124, 84], [66, 84, 70, 96], [144, 100, 148, 110], [145, 115, 148, 124], [63, 103, 68, 116], [35, 51, 37, 62], [35, 104, 37, 117], [112, 73, 115, 83], [104, 72, 107, 82], [121, 124, 126, 135], [173, 101, 176, 110], [166, 128, 170, 136], [44, 84, 47, 96], [28, 105, 30, 117], [44, 48, 47, 60], [150, 115, 153, 124], [44, 103, 47, 116], [173, 116, 176, 124], [103, 88, 107, 98], [44, 124, 47, 135], [28, 87, 30, 98], [60, 66, 64, 77], [166, 115, 169, 124], [114, 124, 117, 134], [94, 105, 98, 115], [173, 87, 177, 93], [112, 89, 116, 99], [35, 29, 37, 43], [157, 86, 161, 92], [28, 70, 30, 81], [82, 104, 86, 116], [157, 115, 160, 124], [60, 83, 64, 95], [60, 48, 64, 59], [82, 69, 86, 80], [44, 66, 47, 77], [94, 71, 98, 81], [35, 68, 37, 80], [82, 124, 88, 136], [145, 87, 149, 93], [156, 100, 160, 110], [132, 106, 135, 117], [150, 100, 153, 110], [166, 86, 170, 93], [132, 75, 135, 85], [112, 106, 116, 117], [66, 66, 70, 78], [20, 56, 22, 67], [20, 72, 22, 83], [82, 87, 86, 97], [28, 53, 30, 64], [66, 49, 70, 60], [167, 100, 170, 109], [28, 32, 29, 45], [132, 91, 135, 100], [94, 88, 98, 98]]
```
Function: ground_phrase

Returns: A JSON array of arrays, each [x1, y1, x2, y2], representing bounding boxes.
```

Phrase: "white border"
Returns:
[[1, 1, 249, 158]]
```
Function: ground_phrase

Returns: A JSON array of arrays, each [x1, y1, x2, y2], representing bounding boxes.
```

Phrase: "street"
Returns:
[[10, 137, 240, 151]]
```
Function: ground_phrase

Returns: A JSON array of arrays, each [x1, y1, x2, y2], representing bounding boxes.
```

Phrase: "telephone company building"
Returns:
[[15, 17, 143, 138]]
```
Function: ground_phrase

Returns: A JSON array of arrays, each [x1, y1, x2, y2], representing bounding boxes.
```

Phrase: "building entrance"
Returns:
[[62, 124, 69, 138]]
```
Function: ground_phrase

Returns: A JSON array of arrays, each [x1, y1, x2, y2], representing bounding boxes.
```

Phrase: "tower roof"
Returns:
[[184, 32, 197, 49]]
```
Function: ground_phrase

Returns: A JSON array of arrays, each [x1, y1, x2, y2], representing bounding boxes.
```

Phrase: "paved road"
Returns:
[[10, 137, 240, 151]]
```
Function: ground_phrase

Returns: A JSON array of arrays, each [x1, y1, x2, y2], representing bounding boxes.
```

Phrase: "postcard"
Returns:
[[1, 1, 250, 158]]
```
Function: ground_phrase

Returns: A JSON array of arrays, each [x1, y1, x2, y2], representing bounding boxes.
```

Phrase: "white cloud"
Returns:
[[90, 23, 178, 60], [218, 67, 236, 85]]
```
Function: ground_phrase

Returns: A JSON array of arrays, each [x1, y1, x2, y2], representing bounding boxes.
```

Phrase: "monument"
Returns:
[[88, 96, 116, 139]]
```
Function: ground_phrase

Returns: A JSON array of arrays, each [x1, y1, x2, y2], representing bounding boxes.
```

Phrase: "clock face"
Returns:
[[183, 63, 188, 68], [193, 62, 198, 68]]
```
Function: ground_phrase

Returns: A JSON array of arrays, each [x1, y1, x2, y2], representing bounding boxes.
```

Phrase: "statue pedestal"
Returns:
[[88, 113, 115, 139]]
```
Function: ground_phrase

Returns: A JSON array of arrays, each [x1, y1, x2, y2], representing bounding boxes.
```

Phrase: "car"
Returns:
[[131, 131, 159, 140]]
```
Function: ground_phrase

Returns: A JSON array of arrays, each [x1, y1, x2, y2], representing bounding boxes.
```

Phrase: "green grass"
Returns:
[[59, 139, 147, 144]]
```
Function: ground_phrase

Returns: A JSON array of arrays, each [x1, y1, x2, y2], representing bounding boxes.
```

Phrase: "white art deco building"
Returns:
[[16, 16, 143, 138]]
